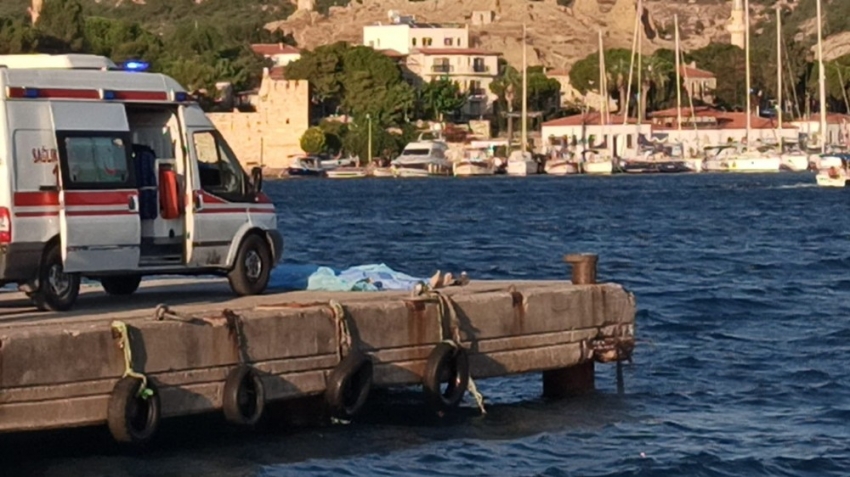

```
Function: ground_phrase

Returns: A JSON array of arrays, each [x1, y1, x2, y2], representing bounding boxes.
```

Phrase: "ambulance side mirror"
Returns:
[[250, 166, 263, 195]]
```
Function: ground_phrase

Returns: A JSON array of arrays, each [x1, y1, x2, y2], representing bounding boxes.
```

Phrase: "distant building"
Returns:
[[364, 11, 501, 119], [250, 44, 302, 67], [679, 62, 717, 105], [471, 10, 495, 26], [363, 11, 470, 55], [727, 0, 746, 49]]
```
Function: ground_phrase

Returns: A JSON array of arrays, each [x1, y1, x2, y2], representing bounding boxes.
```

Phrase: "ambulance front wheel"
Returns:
[[228, 234, 272, 296], [30, 245, 80, 312]]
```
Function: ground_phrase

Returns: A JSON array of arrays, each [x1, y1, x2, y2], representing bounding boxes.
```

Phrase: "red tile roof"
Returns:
[[715, 113, 780, 130], [542, 112, 636, 126], [680, 65, 715, 79], [412, 48, 500, 56], [649, 106, 721, 118], [546, 69, 570, 77], [801, 113, 850, 124], [251, 44, 301, 56], [379, 49, 406, 58]]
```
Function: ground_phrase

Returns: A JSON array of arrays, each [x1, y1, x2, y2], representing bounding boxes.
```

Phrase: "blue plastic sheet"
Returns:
[[269, 263, 426, 292]]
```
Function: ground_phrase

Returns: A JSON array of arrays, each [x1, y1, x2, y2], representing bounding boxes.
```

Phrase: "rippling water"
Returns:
[[11, 174, 850, 476]]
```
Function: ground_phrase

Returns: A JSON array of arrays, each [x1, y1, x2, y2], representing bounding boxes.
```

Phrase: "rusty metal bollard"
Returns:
[[564, 253, 598, 285]]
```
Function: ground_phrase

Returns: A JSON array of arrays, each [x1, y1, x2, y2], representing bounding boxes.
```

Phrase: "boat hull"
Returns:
[[816, 172, 847, 187], [326, 168, 367, 179], [286, 168, 325, 177], [453, 162, 494, 176], [584, 160, 614, 175], [544, 161, 580, 175], [780, 155, 809, 172], [371, 168, 395, 178], [705, 157, 781, 173], [507, 161, 538, 176]]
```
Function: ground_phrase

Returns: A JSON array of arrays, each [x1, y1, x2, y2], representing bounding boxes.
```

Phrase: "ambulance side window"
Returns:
[[57, 134, 134, 189], [193, 131, 246, 201]]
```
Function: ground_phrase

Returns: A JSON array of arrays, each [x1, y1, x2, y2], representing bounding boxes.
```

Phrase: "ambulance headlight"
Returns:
[[123, 60, 150, 72]]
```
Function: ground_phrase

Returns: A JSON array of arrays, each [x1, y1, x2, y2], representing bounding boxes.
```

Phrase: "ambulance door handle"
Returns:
[[128, 195, 138, 212], [195, 193, 204, 211]]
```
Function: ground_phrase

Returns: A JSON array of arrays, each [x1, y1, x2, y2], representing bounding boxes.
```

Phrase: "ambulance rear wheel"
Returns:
[[228, 234, 272, 296], [31, 245, 80, 312], [101, 275, 142, 296]]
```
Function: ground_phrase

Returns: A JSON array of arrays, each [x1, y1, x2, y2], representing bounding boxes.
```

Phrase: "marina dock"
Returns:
[[0, 255, 635, 444]]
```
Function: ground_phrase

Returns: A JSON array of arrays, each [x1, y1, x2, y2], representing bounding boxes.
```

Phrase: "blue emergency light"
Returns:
[[123, 60, 150, 72]]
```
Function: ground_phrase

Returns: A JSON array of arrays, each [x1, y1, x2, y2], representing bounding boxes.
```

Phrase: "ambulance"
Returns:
[[0, 54, 283, 311]]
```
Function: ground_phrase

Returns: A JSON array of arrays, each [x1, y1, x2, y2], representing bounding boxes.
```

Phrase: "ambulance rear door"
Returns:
[[52, 101, 141, 273]]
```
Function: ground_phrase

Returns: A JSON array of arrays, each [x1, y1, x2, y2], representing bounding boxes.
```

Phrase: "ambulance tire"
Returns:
[[228, 234, 272, 296], [101, 275, 142, 296], [30, 245, 80, 312]]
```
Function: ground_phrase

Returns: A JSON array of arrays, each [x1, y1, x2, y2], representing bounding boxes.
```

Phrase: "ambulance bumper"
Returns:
[[0, 243, 43, 282], [268, 230, 284, 264]]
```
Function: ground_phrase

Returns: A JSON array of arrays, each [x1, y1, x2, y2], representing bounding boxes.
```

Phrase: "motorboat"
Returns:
[[544, 150, 581, 175], [326, 167, 367, 179], [815, 153, 850, 187], [506, 150, 538, 176], [703, 144, 781, 173], [581, 149, 614, 175], [392, 139, 452, 177], [286, 155, 326, 177], [453, 147, 495, 176]]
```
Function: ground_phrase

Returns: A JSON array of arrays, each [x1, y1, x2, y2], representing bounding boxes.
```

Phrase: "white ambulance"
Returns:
[[0, 54, 283, 311]]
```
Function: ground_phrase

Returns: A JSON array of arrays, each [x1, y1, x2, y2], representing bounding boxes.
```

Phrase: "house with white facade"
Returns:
[[364, 11, 501, 119], [251, 44, 302, 67]]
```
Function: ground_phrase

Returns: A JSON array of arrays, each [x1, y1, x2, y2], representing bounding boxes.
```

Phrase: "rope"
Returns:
[[415, 285, 487, 415], [328, 299, 353, 358], [111, 320, 154, 399]]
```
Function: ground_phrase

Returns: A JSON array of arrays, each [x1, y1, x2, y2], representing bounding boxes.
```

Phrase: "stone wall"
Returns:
[[207, 70, 310, 171]]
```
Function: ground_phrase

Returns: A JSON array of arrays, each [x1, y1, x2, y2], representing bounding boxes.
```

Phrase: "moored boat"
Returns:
[[506, 150, 538, 176]]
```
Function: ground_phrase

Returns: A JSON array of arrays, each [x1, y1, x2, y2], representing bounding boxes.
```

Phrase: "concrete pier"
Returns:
[[0, 269, 635, 440]]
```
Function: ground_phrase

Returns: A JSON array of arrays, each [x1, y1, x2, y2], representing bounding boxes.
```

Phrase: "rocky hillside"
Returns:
[[268, 0, 738, 70]]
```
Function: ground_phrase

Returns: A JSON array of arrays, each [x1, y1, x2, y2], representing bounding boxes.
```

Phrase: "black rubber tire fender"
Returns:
[[30, 244, 80, 312], [107, 376, 161, 444], [101, 275, 142, 296], [222, 365, 266, 426], [227, 233, 273, 296], [325, 350, 374, 419], [423, 342, 470, 411]]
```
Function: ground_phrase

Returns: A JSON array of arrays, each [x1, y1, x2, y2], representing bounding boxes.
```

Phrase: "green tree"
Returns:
[[569, 48, 633, 113], [341, 46, 413, 126], [421, 77, 466, 121], [286, 42, 348, 115], [300, 127, 327, 154], [638, 54, 674, 120], [0, 17, 38, 54], [526, 67, 562, 117], [343, 120, 402, 163], [34, 0, 87, 53], [318, 118, 349, 155], [686, 44, 746, 110]]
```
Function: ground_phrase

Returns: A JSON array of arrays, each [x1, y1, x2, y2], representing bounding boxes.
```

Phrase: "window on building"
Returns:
[[60, 135, 132, 188], [424, 37, 433, 46], [627, 135, 633, 148], [444, 38, 453, 46], [473, 57, 486, 73], [412, 37, 417, 46]]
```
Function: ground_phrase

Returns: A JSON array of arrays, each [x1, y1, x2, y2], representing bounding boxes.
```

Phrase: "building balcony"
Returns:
[[472, 64, 489, 73], [431, 64, 453, 73], [469, 88, 487, 97]]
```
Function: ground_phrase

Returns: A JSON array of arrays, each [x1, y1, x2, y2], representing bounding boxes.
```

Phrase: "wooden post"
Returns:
[[542, 253, 600, 398]]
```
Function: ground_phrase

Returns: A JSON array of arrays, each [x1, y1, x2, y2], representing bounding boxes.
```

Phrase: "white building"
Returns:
[[363, 11, 469, 55], [250, 44, 302, 67], [365, 11, 500, 119], [790, 114, 850, 146]]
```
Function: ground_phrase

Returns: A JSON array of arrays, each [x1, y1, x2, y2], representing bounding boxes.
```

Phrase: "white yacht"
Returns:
[[506, 150, 538, 176], [581, 149, 614, 175], [544, 150, 581, 175], [392, 139, 452, 177], [703, 144, 781, 173], [815, 154, 849, 187], [453, 147, 494, 176]]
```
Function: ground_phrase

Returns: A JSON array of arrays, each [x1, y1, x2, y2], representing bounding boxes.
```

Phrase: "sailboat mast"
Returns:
[[776, 5, 782, 141], [637, 0, 643, 125], [522, 22, 528, 153], [675, 13, 682, 132], [598, 29, 605, 126], [744, 0, 751, 146], [816, 0, 827, 153], [623, 7, 639, 125]]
